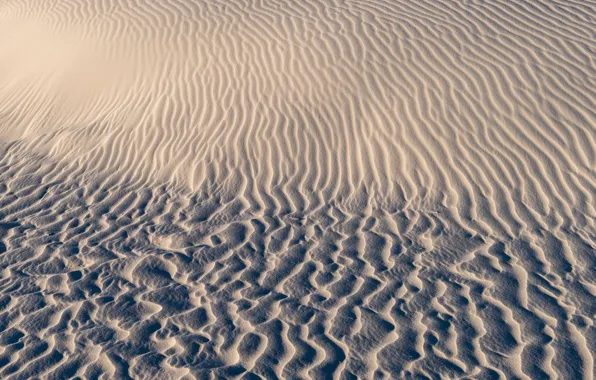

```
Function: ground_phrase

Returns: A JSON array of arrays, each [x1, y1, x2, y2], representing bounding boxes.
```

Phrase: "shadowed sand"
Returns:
[[0, 1, 594, 379]]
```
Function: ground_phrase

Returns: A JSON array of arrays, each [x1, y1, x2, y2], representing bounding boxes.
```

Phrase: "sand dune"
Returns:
[[0, 0, 594, 378]]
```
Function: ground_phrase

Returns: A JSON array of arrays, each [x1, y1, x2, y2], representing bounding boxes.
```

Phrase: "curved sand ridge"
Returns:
[[0, 0, 595, 379]]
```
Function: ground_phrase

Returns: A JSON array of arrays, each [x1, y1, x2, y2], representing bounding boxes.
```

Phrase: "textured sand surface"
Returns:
[[0, 0, 595, 379]]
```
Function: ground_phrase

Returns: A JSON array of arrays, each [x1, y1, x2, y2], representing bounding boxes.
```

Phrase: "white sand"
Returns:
[[0, 1, 594, 378]]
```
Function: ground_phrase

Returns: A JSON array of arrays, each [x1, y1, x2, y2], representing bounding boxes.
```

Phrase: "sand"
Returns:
[[0, 0, 594, 378]]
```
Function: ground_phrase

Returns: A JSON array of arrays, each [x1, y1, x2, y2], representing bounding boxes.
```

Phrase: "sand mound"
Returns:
[[0, 1, 594, 378]]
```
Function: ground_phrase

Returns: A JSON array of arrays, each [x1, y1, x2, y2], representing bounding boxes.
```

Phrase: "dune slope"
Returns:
[[0, 0, 594, 378]]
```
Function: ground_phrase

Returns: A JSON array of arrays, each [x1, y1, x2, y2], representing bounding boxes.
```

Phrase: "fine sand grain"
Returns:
[[0, 1, 595, 379]]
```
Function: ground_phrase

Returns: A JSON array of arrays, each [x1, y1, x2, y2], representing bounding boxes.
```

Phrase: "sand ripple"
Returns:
[[0, 1, 594, 227], [0, 0, 595, 378], [0, 151, 594, 378]]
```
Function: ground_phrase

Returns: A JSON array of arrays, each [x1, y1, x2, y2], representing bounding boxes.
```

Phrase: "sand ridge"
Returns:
[[0, 0, 595, 379]]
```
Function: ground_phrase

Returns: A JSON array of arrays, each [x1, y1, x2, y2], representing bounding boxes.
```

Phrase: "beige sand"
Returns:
[[0, 1, 594, 378]]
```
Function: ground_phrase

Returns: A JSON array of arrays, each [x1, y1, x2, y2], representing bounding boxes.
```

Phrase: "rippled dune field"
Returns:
[[0, 1, 595, 378]]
